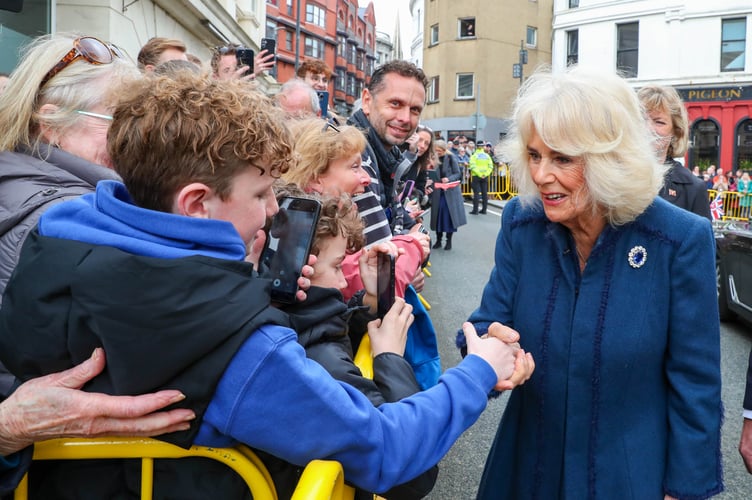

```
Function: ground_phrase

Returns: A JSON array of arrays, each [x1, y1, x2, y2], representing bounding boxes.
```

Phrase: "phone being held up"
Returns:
[[260, 37, 276, 56], [377, 252, 396, 318], [259, 197, 321, 303], [235, 48, 254, 77]]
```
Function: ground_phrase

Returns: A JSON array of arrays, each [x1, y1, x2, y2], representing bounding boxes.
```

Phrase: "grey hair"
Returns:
[[277, 78, 321, 116], [501, 65, 667, 226]]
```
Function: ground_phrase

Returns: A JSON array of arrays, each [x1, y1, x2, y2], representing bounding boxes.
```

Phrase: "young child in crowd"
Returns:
[[270, 185, 437, 498]]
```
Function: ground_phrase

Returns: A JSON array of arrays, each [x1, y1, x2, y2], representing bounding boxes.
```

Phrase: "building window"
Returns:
[[304, 36, 325, 58], [459, 18, 475, 39], [286, 30, 293, 51], [347, 43, 356, 65], [265, 20, 277, 39], [526, 26, 537, 47], [569, 0, 579, 7], [347, 73, 356, 96], [286, 0, 293, 15], [456, 73, 474, 99], [566, 29, 578, 66], [337, 35, 346, 57], [335, 68, 346, 91], [616, 22, 639, 78], [266, 0, 277, 5], [721, 18, 746, 72], [306, 3, 326, 28], [428, 76, 439, 102], [356, 51, 364, 71], [430, 24, 439, 45]]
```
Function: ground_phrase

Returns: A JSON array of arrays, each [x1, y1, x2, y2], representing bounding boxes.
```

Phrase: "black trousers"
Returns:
[[471, 176, 489, 212]]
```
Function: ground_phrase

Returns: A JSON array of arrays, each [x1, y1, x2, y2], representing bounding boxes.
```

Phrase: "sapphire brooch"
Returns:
[[628, 246, 647, 269]]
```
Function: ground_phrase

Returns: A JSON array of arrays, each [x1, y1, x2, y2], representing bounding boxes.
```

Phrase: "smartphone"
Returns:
[[317, 90, 329, 118], [259, 197, 321, 303], [235, 48, 254, 76], [377, 252, 396, 318], [260, 37, 276, 56]]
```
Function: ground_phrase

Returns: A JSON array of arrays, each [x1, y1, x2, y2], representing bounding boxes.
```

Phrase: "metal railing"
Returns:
[[457, 170, 749, 223]]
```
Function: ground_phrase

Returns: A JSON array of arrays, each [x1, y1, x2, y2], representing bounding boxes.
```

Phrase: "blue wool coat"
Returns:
[[469, 196, 723, 500]]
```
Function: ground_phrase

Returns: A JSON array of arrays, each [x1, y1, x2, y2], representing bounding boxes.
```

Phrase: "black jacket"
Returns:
[[660, 159, 712, 220], [275, 286, 437, 499], [0, 232, 288, 499]]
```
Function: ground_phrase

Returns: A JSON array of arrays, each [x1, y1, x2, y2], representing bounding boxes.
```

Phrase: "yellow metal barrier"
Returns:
[[707, 189, 751, 221], [353, 333, 374, 380], [461, 170, 517, 201], [14, 437, 354, 500]]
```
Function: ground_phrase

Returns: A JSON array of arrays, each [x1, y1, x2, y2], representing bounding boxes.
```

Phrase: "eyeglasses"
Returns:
[[75, 110, 113, 121], [40, 37, 123, 89]]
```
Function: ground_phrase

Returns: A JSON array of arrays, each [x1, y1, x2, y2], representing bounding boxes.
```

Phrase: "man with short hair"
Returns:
[[210, 44, 274, 81], [275, 79, 320, 118], [296, 59, 332, 92], [137, 37, 188, 72]]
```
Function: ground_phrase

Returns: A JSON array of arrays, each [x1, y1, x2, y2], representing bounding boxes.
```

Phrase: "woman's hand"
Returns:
[[0, 349, 195, 456], [359, 243, 401, 313], [367, 297, 414, 356]]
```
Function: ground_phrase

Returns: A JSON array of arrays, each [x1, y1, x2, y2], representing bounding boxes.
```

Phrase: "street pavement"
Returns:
[[419, 201, 752, 499]]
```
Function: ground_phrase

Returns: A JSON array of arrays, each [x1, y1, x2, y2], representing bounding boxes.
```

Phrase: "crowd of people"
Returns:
[[0, 31, 743, 500]]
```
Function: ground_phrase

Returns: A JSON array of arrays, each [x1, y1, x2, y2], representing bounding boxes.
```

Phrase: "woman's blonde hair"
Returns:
[[0, 33, 137, 153], [283, 118, 366, 190], [637, 84, 689, 158], [503, 65, 667, 225]]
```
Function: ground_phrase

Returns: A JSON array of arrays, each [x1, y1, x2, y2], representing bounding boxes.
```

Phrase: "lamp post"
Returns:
[[295, 0, 301, 72]]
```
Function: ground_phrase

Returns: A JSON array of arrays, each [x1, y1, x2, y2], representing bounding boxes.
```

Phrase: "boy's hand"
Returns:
[[367, 297, 414, 356], [294, 254, 317, 302], [407, 228, 431, 261], [462, 322, 535, 392], [245, 229, 267, 268]]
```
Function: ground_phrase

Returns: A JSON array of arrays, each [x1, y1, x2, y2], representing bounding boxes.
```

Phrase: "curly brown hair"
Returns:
[[272, 182, 363, 255], [108, 72, 293, 213], [296, 59, 333, 79], [311, 194, 364, 256]]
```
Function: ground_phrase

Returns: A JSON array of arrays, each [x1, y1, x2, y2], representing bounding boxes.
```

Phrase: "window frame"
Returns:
[[526, 26, 537, 48], [566, 29, 578, 66], [304, 36, 325, 59], [456, 73, 474, 100], [616, 21, 639, 78], [430, 24, 439, 46], [305, 2, 326, 28], [428, 76, 440, 103], [721, 17, 746, 72], [458, 18, 476, 39]]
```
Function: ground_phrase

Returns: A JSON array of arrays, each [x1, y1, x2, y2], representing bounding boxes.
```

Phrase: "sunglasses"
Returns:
[[40, 36, 123, 89], [321, 118, 341, 133]]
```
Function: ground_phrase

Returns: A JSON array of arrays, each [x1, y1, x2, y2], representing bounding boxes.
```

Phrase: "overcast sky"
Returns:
[[370, 0, 414, 58]]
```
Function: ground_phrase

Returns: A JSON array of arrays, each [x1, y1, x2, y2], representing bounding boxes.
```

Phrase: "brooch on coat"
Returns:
[[628, 245, 647, 268]]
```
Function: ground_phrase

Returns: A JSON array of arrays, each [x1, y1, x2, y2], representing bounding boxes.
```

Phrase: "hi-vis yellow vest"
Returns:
[[469, 150, 494, 178]]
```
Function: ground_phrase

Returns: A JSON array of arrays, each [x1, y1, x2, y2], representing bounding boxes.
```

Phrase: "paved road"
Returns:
[[419, 202, 752, 499]]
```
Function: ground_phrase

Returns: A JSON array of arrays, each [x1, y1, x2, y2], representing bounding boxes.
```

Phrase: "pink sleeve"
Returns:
[[340, 236, 424, 302]]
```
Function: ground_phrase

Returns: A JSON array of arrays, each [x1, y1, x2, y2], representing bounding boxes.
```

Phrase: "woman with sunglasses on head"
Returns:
[[0, 34, 194, 494]]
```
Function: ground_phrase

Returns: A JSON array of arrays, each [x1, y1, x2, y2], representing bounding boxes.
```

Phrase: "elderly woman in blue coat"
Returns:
[[462, 66, 723, 499]]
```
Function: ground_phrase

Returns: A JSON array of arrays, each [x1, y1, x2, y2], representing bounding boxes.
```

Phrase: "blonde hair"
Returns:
[[503, 65, 667, 225], [0, 33, 137, 153], [283, 118, 366, 189], [637, 84, 689, 158]]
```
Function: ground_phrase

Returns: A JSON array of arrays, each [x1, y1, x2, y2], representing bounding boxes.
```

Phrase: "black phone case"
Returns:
[[260, 38, 276, 55], [377, 254, 396, 317], [260, 198, 321, 303], [236, 48, 254, 75]]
